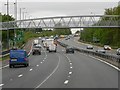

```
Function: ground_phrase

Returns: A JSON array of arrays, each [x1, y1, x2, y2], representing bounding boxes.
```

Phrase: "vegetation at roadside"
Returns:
[[80, 5, 120, 48]]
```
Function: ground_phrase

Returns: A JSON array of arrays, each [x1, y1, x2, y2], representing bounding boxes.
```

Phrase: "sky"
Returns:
[[0, 0, 119, 19], [0, 0, 119, 33]]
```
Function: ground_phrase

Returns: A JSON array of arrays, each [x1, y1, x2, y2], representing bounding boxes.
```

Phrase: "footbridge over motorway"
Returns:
[[0, 15, 120, 30]]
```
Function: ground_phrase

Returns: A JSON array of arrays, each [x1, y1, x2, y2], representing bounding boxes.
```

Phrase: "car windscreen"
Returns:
[[10, 51, 26, 58]]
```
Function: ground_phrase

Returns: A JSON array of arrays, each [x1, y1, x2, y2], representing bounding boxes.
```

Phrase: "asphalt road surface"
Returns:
[[59, 37, 118, 57], [1, 40, 119, 89]]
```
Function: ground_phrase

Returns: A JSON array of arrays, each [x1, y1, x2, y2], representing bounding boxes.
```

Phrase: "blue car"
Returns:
[[9, 49, 29, 68]]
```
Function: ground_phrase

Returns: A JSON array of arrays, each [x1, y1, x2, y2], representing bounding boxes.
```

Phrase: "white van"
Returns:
[[48, 44, 57, 52], [45, 39, 54, 50], [33, 39, 39, 45]]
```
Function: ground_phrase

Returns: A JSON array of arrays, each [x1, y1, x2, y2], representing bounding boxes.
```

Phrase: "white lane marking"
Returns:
[[68, 76, 70, 78], [29, 68, 33, 71], [64, 80, 69, 84], [70, 63, 72, 65], [69, 72, 72, 75], [89, 55, 120, 71], [10, 79, 13, 81], [36, 65, 39, 67], [0, 64, 9, 69], [40, 62, 43, 64], [41, 45, 47, 59], [70, 67, 73, 69], [0, 84, 4, 87], [35, 54, 60, 89], [28, 42, 33, 56], [18, 74, 23, 78], [65, 55, 71, 63]]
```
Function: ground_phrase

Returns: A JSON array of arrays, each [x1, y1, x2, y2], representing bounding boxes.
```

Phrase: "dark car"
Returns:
[[9, 49, 29, 68], [66, 46, 74, 53], [96, 49, 106, 54], [32, 44, 41, 55]]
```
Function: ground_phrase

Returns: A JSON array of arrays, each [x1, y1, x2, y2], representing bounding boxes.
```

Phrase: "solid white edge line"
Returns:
[[28, 43, 33, 56], [89, 55, 120, 71], [0, 64, 9, 69], [0, 84, 4, 87], [74, 39, 120, 71], [35, 53, 60, 89]]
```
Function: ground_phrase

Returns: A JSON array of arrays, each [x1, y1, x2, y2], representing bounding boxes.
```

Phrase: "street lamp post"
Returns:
[[4, 0, 9, 15], [13, 0, 17, 47], [4, 0, 9, 49]]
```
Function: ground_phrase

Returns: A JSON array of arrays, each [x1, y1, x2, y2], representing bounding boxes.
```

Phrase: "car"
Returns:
[[65, 37, 70, 40], [32, 44, 41, 55], [104, 45, 111, 50], [38, 37, 41, 40], [9, 49, 29, 68], [66, 46, 74, 53], [96, 49, 106, 53], [86, 45, 93, 49], [116, 48, 120, 55]]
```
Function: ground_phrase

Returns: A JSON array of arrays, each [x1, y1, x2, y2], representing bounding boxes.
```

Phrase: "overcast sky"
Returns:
[[0, 0, 119, 20]]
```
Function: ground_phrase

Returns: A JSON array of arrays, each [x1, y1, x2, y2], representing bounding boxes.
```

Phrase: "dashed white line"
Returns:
[[36, 65, 39, 67], [18, 74, 23, 78], [70, 63, 72, 65], [68, 76, 70, 78], [40, 62, 43, 64], [0, 84, 4, 87], [70, 67, 73, 69], [69, 72, 72, 75], [29, 69, 33, 71], [64, 80, 69, 84], [10, 79, 13, 81]]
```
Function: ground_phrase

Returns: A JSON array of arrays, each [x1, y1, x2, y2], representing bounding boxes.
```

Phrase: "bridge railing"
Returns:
[[0, 15, 120, 30]]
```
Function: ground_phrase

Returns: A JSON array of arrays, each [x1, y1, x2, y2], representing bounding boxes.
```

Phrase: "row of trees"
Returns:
[[0, 13, 15, 49], [80, 5, 120, 48]]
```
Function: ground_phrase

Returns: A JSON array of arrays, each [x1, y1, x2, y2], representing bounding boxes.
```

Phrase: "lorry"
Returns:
[[33, 39, 39, 46]]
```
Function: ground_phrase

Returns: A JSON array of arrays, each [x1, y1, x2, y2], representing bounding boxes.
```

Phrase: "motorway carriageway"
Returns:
[[0, 40, 119, 89]]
